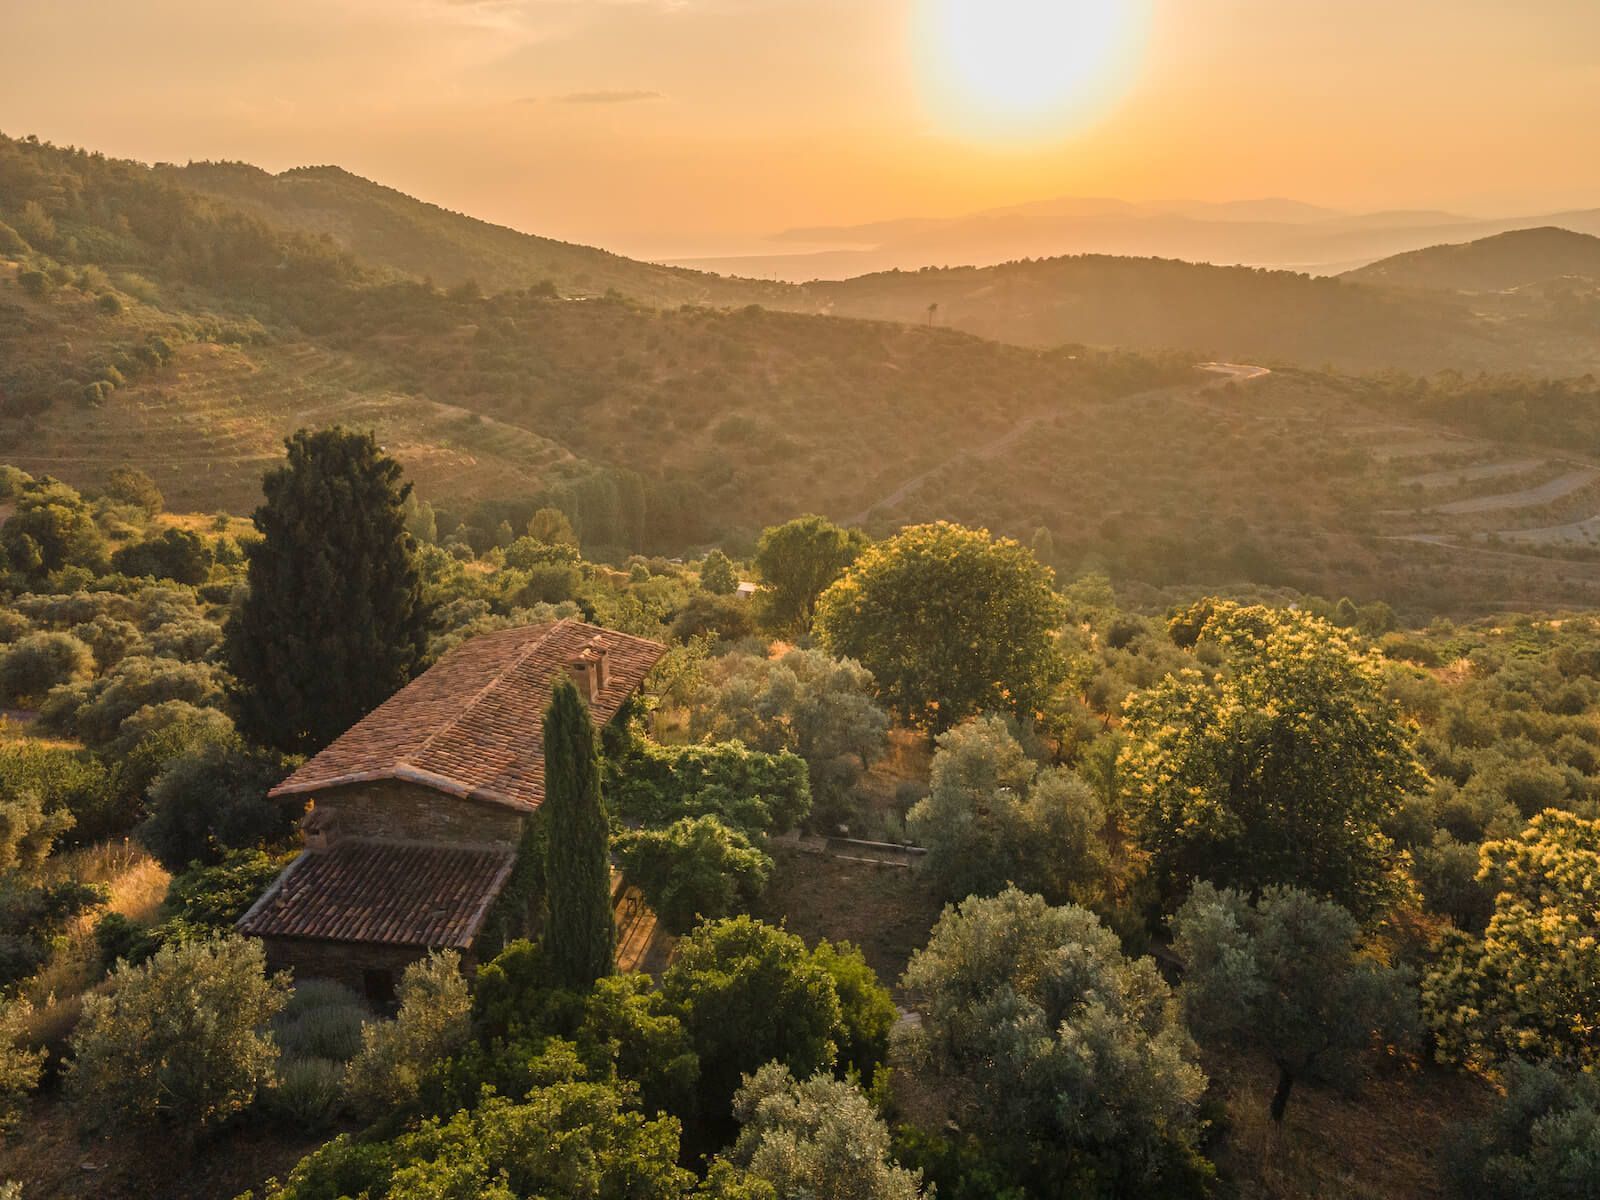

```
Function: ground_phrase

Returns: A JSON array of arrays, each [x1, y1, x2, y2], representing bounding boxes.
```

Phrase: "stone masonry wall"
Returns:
[[313, 779, 526, 847]]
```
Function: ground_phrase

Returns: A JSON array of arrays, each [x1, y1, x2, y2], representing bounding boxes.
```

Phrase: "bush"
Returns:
[[261, 1056, 347, 1132], [0, 631, 93, 704], [0, 999, 44, 1133], [67, 937, 288, 1137], [345, 951, 470, 1120], [274, 980, 367, 1063], [140, 741, 294, 870], [615, 815, 772, 935], [159, 849, 295, 939]]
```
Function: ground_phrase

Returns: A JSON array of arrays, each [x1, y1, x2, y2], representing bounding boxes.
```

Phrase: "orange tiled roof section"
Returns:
[[267, 619, 665, 812], [236, 840, 516, 948]]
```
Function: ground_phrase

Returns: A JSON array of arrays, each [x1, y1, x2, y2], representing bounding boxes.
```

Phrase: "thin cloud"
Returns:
[[523, 89, 666, 105]]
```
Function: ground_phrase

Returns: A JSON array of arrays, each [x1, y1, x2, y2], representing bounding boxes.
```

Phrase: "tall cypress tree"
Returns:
[[224, 427, 432, 755], [542, 678, 616, 990]]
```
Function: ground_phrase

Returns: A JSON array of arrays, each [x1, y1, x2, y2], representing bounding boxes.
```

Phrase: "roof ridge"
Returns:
[[394, 618, 570, 779]]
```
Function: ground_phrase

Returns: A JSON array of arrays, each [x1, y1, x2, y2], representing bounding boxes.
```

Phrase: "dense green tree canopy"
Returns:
[[1173, 883, 1418, 1122], [752, 515, 866, 635], [0, 478, 107, 582], [614, 815, 772, 935], [661, 916, 843, 1124], [224, 427, 432, 754], [1424, 809, 1600, 1069], [1121, 601, 1422, 916], [814, 523, 1066, 732]]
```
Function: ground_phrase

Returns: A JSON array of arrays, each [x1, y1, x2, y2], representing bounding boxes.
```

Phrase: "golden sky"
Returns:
[[4, 0, 1599, 257]]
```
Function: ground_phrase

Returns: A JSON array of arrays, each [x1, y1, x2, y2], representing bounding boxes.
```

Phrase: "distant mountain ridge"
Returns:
[[1341, 227, 1600, 292], [673, 196, 1600, 282]]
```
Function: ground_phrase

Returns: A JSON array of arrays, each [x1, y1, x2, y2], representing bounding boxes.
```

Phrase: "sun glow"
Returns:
[[915, 0, 1151, 141]]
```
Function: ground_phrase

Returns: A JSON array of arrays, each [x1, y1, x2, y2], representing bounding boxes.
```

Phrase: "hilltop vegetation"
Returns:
[[807, 252, 1600, 375], [164, 160, 795, 308], [1343, 226, 1600, 293]]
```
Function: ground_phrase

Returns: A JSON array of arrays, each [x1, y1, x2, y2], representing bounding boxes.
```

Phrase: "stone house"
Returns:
[[236, 618, 664, 1004]]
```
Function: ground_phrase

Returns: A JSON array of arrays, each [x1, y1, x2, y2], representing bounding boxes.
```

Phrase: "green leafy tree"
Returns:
[[716, 1063, 926, 1200], [543, 678, 616, 989], [700, 549, 738, 596], [110, 528, 213, 584], [67, 936, 287, 1137], [662, 916, 842, 1124], [615, 815, 772, 935], [1443, 1060, 1600, 1200], [897, 887, 1208, 1196], [139, 740, 294, 870], [345, 951, 471, 1120], [0, 478, 107, 582], [1172, 883, 1419, 1123], [609, 738, 811, 837], [526, 506, 579, 549], [224, 427, 432, 754], [691, 649, 889, 829], [1120, 601, 1421, 916], [103, 466, 164, 515], [753, 515, 866, 635], [907, 715, 1108, 905], [0, 631, 94, 705], [272, 1044, 691, 1200], [1423, 809, 1600, 1069], [811, 939, 897, 1084], [815, 522, 1066, 732]]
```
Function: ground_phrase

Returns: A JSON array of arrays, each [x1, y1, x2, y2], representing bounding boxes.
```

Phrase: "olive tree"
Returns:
[[691, 648, 890, 829], [68, 936, 288, 1136], [1172, 883, 1419, 1122], [345, 951, 471, 1119], [907, 715, 1107, 905], [716, 1063, 926, 1200], [897, 888, 1207, 1194]]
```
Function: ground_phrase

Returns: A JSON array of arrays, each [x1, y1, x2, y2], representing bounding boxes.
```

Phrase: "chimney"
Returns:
[[302, 804, 339, 852], [569, 638, 609, 705]]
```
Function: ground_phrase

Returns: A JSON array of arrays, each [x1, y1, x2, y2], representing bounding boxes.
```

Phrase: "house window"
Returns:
[[363, 968, 396, 1009]]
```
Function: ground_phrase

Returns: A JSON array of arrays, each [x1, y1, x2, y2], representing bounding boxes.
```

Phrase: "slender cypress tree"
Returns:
[[542, 677, 616, 989], [224, 427, 432, 755]]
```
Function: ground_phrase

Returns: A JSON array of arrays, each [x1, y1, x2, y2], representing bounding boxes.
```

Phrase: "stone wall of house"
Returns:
[[312, 779, 526, 848], [261, 935, 480, 1007]]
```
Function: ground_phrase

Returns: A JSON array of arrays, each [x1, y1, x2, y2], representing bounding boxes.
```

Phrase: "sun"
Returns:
[[914, 0, 1151, 141]]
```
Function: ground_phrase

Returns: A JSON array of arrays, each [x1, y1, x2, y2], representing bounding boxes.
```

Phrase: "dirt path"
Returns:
[[843, 362, 1270, 526], [1429, 467, 1600, 514]]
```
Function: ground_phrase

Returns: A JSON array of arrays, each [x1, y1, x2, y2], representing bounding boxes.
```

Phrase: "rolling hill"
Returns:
[[159, 160, 796, 309], [1340, 226, 1600, 292]]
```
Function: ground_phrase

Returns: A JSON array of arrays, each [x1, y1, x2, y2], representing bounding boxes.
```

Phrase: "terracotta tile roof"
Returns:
[[236, 839, 516, 949], [268, 619, 665, 812]]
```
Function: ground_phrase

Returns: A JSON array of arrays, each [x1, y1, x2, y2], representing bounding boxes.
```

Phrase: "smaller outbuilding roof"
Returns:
[[268, 618, 665, 812], [236, 839, 516, 950]]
